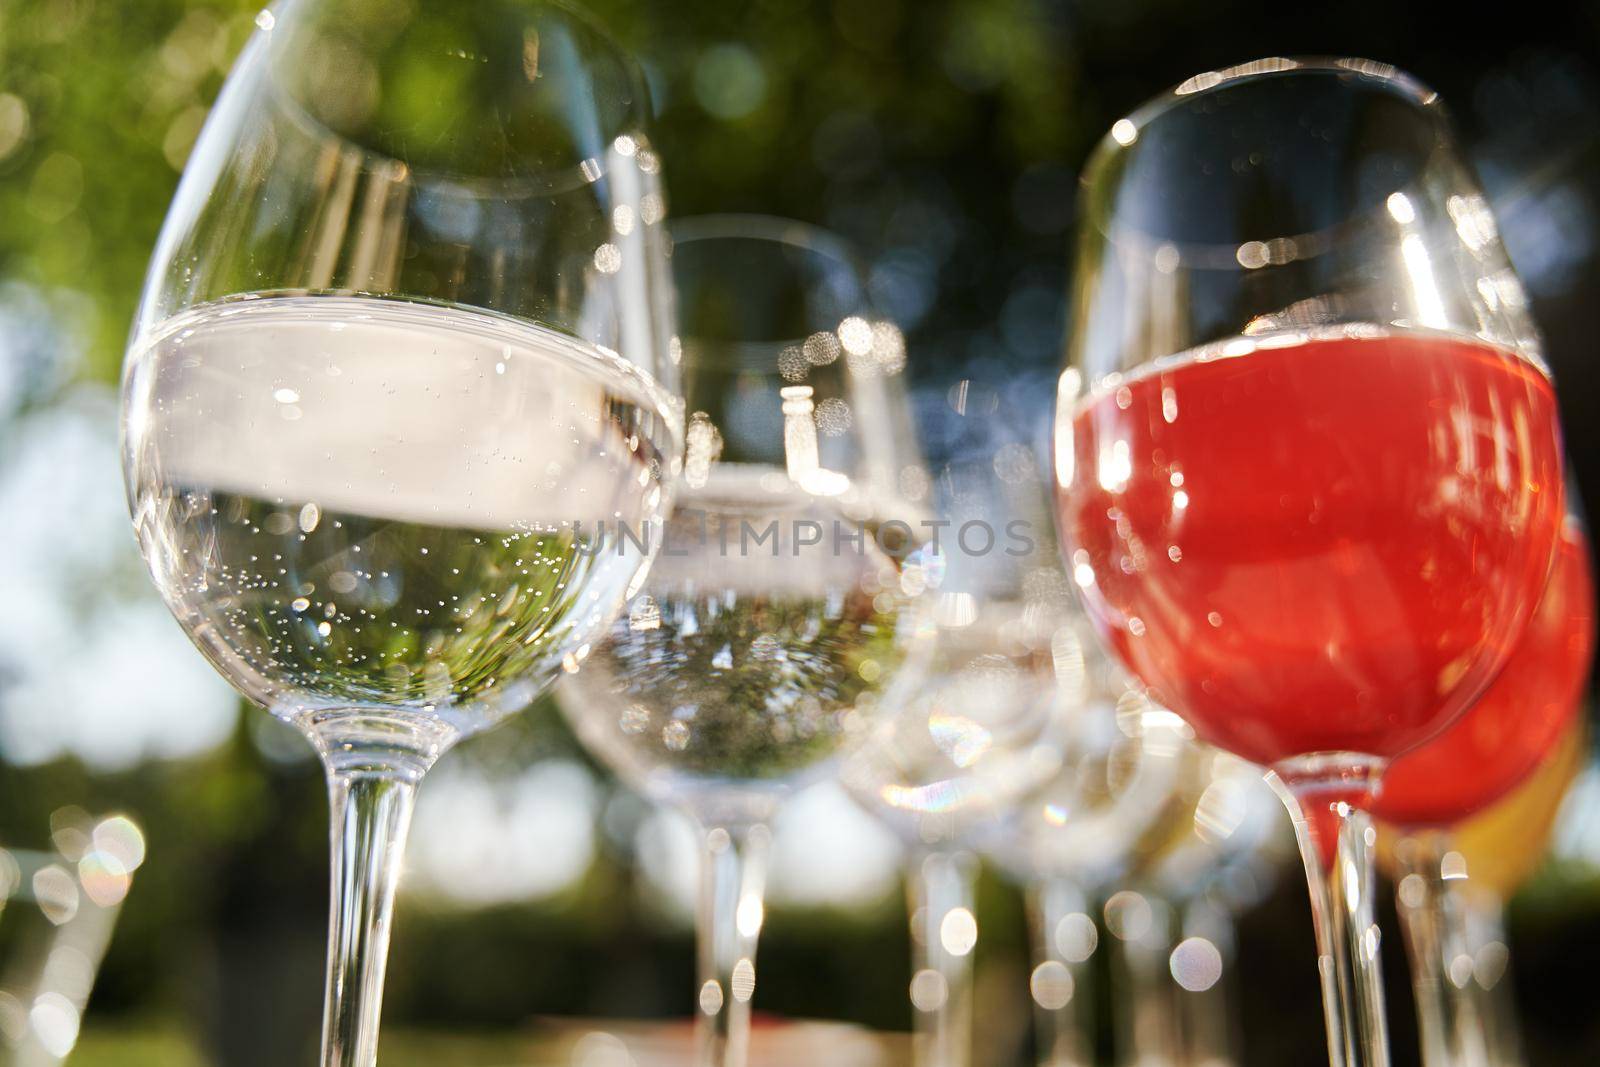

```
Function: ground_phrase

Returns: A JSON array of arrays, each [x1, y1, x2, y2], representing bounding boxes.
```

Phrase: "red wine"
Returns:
[[1059, 328, 1565, 768], [1374, 523, 1593, 827]]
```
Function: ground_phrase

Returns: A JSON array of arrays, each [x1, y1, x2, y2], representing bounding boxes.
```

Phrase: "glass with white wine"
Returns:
[[561, 215, 932, 1067], [119, 4, 679, 1065]]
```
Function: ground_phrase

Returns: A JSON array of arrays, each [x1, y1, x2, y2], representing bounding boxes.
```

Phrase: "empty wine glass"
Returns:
[[985, 696, 1190, 1067], [1055, 58, 1566, 1065], [1374, 518, 1593, 1067], [120, 5, 679, 1064], [560, 216, 931, 1067], [1102, 745, 1288, 1067], [838, 390, 1174, 1067]]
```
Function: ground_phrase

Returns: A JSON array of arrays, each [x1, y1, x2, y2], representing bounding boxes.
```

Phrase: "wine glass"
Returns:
[[999, 736, 1259, 1067], [1055, 58, 1566, 1066], [1427, 719, 1588, 1067], [559, 215, 930, 1067], [988, 704, 1192, 1067], [119, 5, 680, 1065], [837, 395, 1178, 1067], [1101, 745, 1288, 1067], [1373, 518, 1593, 1067]]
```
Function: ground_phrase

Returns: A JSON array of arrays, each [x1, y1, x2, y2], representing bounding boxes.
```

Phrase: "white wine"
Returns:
[[123, 295, 680, 737], [561, 470, 929, 807]]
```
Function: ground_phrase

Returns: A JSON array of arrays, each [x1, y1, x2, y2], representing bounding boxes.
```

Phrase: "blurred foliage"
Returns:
[[0, 0, 1087, 387], [0, 0, 261, 380]]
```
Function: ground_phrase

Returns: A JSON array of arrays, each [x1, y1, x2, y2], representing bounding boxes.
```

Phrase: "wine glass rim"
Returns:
[[1090, 56, 1442, 164], [1077, 57, 1456, 272]]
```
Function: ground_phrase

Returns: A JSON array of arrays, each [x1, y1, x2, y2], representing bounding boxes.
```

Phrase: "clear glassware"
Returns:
[[1025, 877, 1100, 1067], [560, 215, 931, 1067], [1376, 513, 1592, 1067], [1103, 746, 1289, 1067], [119, 5, 680, 1065], [1438, 718, 1588, 1067], [838, 393, 1174, 1067], [990, 697, 1190, 1067], [1054, 58, 1566, 1066]]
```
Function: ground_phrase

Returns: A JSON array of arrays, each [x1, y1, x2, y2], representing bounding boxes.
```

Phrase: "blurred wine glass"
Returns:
[[119, 5, 679, 1064], [1100, 744, 1289, 1067], [1374, 519, 1594, 1067], [1055, 58, 1566, 1066], [1443, 721, 1589, 1067], [560, 216, 931, 1067], [838, 395, 1180, 1067], [981, 690, 1191, 1067]]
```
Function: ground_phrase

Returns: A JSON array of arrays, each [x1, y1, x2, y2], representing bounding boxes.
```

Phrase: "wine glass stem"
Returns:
[[1274, 778, 1391, 1067], [695, 820, 772, 1067], [909, 848, 978, 1067], [1393, 833, 1491, 1067], [1462, 893, 1525, 1067], [1026, 877, 1095, 1067], [1175, 901, 1240, 1067], [1112, 899, 1178, 1067], [320, 769, 422, 1067]]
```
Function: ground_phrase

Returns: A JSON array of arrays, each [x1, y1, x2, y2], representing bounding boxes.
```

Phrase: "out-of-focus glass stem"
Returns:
[[1270, 762, 1391, 1067], [1461, 890, 1525, 1067], [1393, 833, 1491, 1067], [909, 849, 979, 1067], [1111, 894, 1179, 1067], [1026, 877, 1097, 1067], [695, 821, 772, 1067], [1176, 898, 1241, 1067]]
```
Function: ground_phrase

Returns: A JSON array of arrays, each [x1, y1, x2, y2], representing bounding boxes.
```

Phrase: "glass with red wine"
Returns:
[[1374, 517, 1594, 1067], [1053, 58, 1567, 1066]]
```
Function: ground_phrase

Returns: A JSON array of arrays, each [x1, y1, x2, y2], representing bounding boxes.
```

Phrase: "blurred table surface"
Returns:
[[71, 1018, 910, 1067]]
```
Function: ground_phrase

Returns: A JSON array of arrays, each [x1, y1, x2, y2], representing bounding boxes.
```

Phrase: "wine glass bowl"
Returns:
[[566, 481, 920, 812], [1057, 58, 1565, 775], [1372, 518, 1595, 829], [1061, 326, 1564, 770], [124, 297, 678, 753], [123, 1, 679, 758], [843, 594, 1094, 840], [564, 218, 930, 819]]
